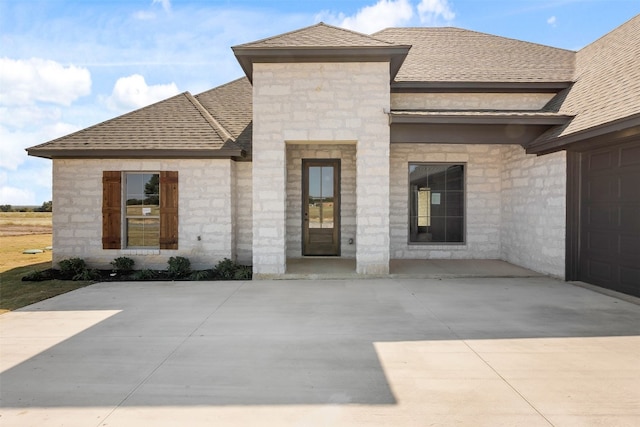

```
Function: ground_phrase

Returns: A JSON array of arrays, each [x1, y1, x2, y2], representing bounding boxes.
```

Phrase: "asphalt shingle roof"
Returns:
[[195, 77, 253, 154], [234, 22, 397, 48], [540, 14, 640, 140], [375, 27, 576, 83], [27, 92, 240, 156]]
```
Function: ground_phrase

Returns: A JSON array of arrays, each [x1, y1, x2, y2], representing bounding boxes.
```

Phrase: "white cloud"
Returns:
[[0, 185, 36, 205], [417, 0, 455, 25], [0, 122, 79, 171], [134, 10, 156, 20], [153, 0, 171, 13], [0, 58, 91, 106], [547, 16, 557, 26], [106, 74, 179, 111], [317, 0, 414, 34]]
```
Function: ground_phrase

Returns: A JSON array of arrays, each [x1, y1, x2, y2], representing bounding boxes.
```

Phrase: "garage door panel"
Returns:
[[585, 230, 615, 254], [620, 172, 640, 198], [620, 235, 640, 261], [586, 205, 619, 227], [587, 150, 613, 171], [585, 177, 619, 202], [621, 266, 640, 289], [620, 206, 640, 230], [620, 145, 640, 166]]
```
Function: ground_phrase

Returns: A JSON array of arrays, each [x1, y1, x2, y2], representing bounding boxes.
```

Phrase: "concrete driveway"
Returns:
[[1, 277, 639, 426]]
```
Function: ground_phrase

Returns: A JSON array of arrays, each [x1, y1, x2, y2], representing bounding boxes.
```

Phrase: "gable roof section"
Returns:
[[528, 14, 640, 153], [375, 27, 575, 85], [232, 22, 411, 82], [195, 77, 253, 154], [27, 92, 245, 159], [236, 22, 396, 48]]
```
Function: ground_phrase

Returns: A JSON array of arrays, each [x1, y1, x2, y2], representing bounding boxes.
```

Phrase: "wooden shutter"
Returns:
[[102, 171, 121, 249], [159, 171, 179, 249]]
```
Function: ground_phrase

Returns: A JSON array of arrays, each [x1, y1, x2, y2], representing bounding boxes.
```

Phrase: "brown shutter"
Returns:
[[102, 171, 121, 249], [159, 171, 179, 249]]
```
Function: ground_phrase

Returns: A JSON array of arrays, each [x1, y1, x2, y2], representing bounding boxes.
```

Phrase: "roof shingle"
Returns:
[[375, 27, 576, 83]]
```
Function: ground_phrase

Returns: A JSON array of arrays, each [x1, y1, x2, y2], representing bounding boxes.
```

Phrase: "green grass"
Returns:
[[0, 224, 91, 314], [0, 262, 92, 313]]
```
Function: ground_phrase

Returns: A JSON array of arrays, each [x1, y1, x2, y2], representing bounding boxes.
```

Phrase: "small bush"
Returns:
[[110, 256, 135, 272], [58, 258, 87, 280], [189, 269, 213, 281], [132, 269, 158, 280], [233, 265, 252, 280], [22, 269, 54, 282], [73, 269, 101, 281], [212, 258, 252, 280], [166, 256, 191, 279]]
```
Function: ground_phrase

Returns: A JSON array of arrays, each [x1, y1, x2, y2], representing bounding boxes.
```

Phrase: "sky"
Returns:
[[1, 0, 639, 205]]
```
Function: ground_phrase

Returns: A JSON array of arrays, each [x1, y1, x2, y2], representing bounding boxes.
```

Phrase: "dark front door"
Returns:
[[302, 159, 340, 256], [579, 139, 640, 296]]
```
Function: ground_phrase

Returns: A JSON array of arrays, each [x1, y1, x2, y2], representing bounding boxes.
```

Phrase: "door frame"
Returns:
[[302, 159, 341, 256]]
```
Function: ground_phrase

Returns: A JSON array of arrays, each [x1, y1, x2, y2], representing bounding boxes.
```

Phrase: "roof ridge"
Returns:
[[184, 92, 235, 143], [195, 76, 248, 96], [233, 21, 397, 48]]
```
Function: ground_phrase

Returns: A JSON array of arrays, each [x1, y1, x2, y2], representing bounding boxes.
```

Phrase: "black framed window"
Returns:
[[409, 163, 465, 243]]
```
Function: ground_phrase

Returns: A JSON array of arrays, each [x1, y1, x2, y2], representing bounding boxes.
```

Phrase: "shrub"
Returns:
[[167, 256, 191, 279], [212, 258, 252, 280], [58, 258, 87, 280], [73, 269, 100, 281], [189, 269, 213, 281], [233, 265, 252, 280], [110, 256, 135, 272], [132, 269, 158, 280], [22, 269, 54, 282]]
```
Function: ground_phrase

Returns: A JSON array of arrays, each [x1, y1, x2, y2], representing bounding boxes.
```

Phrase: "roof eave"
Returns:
[[389, 113, 573, 125], [527, 113, 640, 154], [391, 81, 574, 93], [232, 45, 411, 83], [26, 148, 247, 160]]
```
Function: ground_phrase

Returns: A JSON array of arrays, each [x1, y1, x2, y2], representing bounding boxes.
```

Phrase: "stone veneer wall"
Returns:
[[390, 144, 566, 278], [501, 147, 566, 277], [252, 62, 390, 276], [286, 144, 357, 258], [391, 93, 555, 111], [52, 158, 236, 270], [235, 161, 253, 265], [390, 144, 503, 259]]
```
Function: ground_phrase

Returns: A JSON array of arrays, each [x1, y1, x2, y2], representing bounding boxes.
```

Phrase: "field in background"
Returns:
[[0, 212, 90, 314], [0, 212, 53, 236]]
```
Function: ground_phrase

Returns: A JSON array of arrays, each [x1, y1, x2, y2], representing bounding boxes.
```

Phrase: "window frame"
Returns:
[[407, 162, 466, 245], [123, 172, 161, 249], [102, 170, 178, 251]]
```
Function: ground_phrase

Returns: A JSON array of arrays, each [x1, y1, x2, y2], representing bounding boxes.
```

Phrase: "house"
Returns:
[[27, 17, 640, 296]]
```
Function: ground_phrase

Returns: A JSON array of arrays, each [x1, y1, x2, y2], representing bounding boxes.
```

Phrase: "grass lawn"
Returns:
[[0, 216, 92, 314]]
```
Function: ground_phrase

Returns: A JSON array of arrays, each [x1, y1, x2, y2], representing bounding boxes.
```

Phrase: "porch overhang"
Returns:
[[389, 111, 573, 146]]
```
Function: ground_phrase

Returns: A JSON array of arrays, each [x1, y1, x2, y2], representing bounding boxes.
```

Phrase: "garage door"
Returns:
[[580, 140, 640, 296]]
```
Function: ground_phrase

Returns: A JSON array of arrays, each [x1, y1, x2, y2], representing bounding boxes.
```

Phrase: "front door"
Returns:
[[302, 159, 340, 256]]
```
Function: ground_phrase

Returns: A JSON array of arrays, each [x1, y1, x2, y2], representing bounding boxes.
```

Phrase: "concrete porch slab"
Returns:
[[283, 258, 543, 279]]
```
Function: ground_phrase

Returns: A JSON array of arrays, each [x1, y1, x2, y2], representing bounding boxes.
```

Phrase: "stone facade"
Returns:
[[286, 143, 357, 259], [501, 147, 566, 277], [389, 143, 566, 278], [390, 144, 503, 259], [391, 93, 555, 111], [52, 158, 236, 270], [235, 161, 253, 265], [252, 62, 391, 276]]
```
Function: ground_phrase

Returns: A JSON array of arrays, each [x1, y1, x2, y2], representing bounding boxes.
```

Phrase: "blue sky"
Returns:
[[1, 0, 639, 205]]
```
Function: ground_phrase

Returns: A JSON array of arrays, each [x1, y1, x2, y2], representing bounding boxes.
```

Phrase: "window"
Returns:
[[102, 171, 178, 250], [125, 173, 160, 248], [409, 163, 464, 243]]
